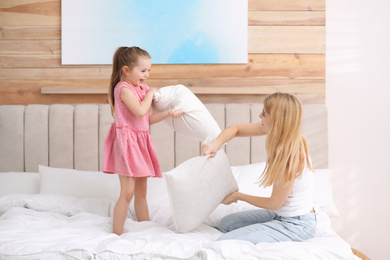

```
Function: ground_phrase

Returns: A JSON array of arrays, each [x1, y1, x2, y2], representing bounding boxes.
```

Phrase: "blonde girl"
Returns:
[[103, 46, 183, 235], [202, 92, 316, 243]]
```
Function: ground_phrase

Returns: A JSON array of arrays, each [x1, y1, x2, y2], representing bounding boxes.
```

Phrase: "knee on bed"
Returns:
[[218, 214, 237, 233]]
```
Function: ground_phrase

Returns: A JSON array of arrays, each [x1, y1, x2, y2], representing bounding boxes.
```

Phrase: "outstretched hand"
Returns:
[[201, 141, 219, 158], [221, 191, 238, 205]]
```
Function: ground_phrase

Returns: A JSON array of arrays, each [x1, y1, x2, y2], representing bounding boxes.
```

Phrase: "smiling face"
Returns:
[[259, 109, 272, 134], [122, 57, 151, 88]]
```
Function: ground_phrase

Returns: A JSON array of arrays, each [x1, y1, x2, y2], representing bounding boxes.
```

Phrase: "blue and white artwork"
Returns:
[[61, 0, 248, 65]]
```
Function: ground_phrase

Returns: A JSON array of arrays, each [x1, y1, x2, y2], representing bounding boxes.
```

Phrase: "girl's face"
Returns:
[[123, 57, 151, 88], [259, 109, 272, 133]]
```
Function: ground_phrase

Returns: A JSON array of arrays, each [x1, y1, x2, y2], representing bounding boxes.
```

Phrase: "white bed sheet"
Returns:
[[0, 194, 358, 260]]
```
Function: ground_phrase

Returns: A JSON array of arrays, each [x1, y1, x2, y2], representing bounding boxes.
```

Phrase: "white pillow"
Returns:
[[203, 163, 271, 227], [127, 177, 173, 226], [230, 162, 272, 197], [39, 165, 120, 201], [153, 84, 221, 143], [204, 163, 339, 228], [0, 193, 114, 217], [0, 172, 40, 197], [38, 165, 173, 223], [25, 194, 114, 217], [232, 163, 339, 216], [163, 149, 238, 232], [313, 169, 340, 217]]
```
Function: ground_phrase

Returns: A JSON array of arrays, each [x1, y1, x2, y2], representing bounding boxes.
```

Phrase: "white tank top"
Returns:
[[274, 167, 314, 217]]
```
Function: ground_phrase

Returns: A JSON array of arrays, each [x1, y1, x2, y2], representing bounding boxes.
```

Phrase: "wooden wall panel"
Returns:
[[0, 26, 60, 39], [248, 0, 325, 11], [0, 0, 60, 26], [248, 26, 325, 53], [0, 0, 325, 105], [249, 11, 325, 26]]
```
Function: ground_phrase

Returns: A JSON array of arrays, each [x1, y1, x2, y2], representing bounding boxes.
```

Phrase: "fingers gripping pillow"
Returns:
[[153, 84, 221, 142], [163, 149, 238, 232]]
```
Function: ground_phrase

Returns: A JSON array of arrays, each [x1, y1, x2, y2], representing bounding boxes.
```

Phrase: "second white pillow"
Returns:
[[163, 149, 238, 233]]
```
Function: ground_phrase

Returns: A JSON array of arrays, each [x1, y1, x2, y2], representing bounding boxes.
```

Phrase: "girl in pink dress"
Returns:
[[103, 46, 183, 235]]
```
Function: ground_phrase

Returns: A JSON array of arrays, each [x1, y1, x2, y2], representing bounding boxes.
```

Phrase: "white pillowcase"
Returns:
[[235, 163, 339, 217], [38, 165, 173, 224], [39, 165, 120, 201], [0, 172, 40, 197], [163, 149, 238, 232], [127, 177, 173, 226], [203, 163, 271, 227], [230, 162, 272, 197], [0, 193, 114, 217], [313, 169, 340, 217], [153, 84, 221, 142]]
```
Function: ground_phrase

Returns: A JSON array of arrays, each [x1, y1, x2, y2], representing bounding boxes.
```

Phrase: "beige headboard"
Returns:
[[0, 104, 328, 173]]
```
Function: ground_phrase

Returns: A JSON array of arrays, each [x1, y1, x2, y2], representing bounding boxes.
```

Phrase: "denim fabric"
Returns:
[[217, 209, 317, 244]]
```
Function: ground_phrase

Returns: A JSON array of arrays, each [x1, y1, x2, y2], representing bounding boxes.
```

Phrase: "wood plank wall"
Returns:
[[0, 0, 325, 105]]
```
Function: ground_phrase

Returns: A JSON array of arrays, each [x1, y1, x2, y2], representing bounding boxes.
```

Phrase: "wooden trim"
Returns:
[[198, 94, 325, 104], [41, 81, 325, 95], [42, 86, 321, 95], [179, 79, 324, 88], [1, 93, 325, 105], [189, 86, 324, 94], [41, 86, 107, 94]]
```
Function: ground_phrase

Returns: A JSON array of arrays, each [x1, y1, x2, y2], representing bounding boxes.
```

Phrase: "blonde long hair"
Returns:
[[108, 46, 151, 117], [258, 93, 313, 187]]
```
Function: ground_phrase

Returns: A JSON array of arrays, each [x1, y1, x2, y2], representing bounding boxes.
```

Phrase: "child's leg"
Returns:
[[113, 175, 135, 235], [134, 177, 150, 221]]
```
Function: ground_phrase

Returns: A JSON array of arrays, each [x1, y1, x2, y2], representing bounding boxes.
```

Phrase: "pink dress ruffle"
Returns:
[[103, 81, 162, 178]]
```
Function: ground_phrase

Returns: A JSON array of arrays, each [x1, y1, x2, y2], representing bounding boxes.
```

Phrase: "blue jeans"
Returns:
[[217, 209, 317, 244]]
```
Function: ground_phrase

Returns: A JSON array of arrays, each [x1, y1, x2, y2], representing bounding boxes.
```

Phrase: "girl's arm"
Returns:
[[222, 156, 300, 210], [222, 178, 295, 210], [202, 122, 267, 158], [120, 87, 156, 117], [148, 107, 184, 125]]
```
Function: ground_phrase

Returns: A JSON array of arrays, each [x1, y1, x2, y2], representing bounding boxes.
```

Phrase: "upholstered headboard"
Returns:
[[0, 104, 328, 173]]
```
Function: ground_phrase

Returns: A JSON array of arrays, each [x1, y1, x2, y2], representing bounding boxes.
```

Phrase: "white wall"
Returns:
[[327, 0, 390, 259]]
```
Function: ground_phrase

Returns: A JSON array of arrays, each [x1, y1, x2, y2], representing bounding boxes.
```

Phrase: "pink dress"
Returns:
[[103, 81, 162, 178]]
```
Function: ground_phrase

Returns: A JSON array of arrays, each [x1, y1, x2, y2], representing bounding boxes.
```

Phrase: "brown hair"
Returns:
[[108, 46, 151, 117]]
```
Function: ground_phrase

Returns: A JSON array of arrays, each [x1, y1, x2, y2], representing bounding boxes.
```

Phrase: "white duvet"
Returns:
[[0, 194, 358, 260]]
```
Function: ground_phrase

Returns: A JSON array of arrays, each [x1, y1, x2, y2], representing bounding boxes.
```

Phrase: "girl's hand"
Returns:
[[221, 192, 239, 205], [169, 109, 184, 118], [201, 141, 220, 158], [148, 88, 158, 95]]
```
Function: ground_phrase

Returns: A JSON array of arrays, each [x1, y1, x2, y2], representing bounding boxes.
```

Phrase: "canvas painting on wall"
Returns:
[[61, 0, 248, 65]]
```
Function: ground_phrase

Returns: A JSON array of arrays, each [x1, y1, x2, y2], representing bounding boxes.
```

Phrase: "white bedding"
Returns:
[[0, 193, 358, 260]]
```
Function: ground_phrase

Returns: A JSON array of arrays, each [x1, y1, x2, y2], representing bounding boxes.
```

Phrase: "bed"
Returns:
[[0, 86, 360, 259]]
